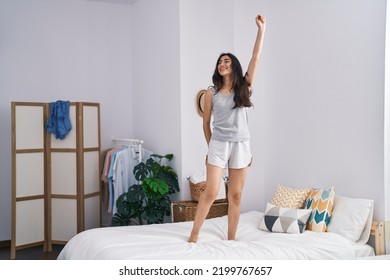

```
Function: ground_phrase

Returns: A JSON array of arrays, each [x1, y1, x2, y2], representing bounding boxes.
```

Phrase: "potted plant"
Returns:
[[111, 153, 179, 226]]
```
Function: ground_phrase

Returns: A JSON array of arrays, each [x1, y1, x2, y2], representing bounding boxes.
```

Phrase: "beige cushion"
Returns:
[[271, 184, 311, 208]]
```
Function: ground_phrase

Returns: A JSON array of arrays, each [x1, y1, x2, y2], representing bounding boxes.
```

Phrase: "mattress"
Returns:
[[57, 211, 374, 260]]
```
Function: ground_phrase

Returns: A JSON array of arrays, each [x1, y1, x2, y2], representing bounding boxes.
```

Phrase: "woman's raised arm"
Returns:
[[245, 15, 266, 88]]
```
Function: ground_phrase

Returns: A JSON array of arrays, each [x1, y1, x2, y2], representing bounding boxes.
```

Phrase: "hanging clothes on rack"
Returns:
[[112, 138, 143, 162], [111, 145, 141, 214], [106, 146, 126, 214], [101, 146, 124, 214], [101, 138, 154, 216]]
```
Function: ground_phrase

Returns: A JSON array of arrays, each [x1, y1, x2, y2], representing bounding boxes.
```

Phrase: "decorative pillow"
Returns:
[[357, 200, 374, 244], [259, 203, 311, 234], [304, 187, 335, 232], [327, 195, 374, 243], [271, 184, 311, 208]]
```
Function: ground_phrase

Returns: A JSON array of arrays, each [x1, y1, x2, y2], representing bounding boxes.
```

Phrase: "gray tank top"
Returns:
[[211, 90, 250, 142]]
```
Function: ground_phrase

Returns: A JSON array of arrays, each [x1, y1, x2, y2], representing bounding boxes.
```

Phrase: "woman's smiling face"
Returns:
[[218, 55, 232, 77]]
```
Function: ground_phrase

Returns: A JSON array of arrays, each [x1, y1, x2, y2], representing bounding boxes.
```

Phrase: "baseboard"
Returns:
[[0, 240, 10, 249]]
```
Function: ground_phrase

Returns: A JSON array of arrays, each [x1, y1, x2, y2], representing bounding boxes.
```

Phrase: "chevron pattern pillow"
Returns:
[[259, 203, 311, 234], [271, 184, 311, 208], [305, 187, 335, 232]]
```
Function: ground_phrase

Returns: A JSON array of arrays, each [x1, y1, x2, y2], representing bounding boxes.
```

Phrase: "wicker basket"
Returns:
[[171, 200, 228, 223], [189, 179, 229, 201], [189, 181, 206, 201]]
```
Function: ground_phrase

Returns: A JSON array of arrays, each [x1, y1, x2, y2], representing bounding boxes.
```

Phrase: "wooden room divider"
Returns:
[[11, 101, 101, 259]]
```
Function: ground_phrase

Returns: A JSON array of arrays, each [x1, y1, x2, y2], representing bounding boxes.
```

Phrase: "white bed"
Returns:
[[57, 210, 375, 260]]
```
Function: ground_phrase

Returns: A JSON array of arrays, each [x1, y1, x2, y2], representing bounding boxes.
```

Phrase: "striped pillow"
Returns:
[[271, 184, 311, 208], [305, 187, 335, 232]]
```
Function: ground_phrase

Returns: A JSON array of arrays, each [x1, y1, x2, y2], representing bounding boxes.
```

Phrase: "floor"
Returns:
[[0, 244, 64, 260]]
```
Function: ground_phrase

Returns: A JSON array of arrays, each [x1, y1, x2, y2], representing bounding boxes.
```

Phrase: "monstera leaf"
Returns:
[[112, 153, 179, 226]]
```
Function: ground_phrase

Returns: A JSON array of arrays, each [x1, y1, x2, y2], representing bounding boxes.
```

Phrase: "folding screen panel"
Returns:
[[80, 103, 101, 231], [49, 104, 78, 245], [11, 103, 46, 260], [11, 102, 101, 259]]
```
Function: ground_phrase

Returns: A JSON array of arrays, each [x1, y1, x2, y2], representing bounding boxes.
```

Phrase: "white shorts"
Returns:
[[207, 139, 252, 169]]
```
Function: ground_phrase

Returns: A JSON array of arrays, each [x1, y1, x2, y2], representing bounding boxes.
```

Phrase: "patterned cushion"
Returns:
[[271, 184, 311, 208], [259, 203, 312, 234], [304, 187, 335, 232]]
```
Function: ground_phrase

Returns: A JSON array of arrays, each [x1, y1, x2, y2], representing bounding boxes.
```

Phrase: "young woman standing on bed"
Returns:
[[188, 15, 266, 243]]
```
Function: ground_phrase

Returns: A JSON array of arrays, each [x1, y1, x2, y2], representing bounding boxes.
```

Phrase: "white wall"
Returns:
[[179, 0, 388, 221], [131, 0, 182, 202], [0, 0, 134, 240], [0, 0, 388, 242], [259, 0, 387, 220]]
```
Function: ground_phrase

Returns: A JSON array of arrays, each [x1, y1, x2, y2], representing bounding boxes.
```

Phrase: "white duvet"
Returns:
[[57, 211, 373, 260]]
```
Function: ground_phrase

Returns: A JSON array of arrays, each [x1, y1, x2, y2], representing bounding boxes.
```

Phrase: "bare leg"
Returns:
[[188, 163, 224, 243], [227, 167, 248, 240]]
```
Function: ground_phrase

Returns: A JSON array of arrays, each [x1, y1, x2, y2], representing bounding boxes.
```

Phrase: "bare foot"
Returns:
[[187, 234, 198, 243]]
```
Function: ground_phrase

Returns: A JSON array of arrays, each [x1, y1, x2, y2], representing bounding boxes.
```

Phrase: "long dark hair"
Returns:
[[212, 53, 253, 108]]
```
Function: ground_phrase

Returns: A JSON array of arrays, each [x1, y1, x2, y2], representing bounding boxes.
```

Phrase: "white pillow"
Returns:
[[327, 195, 374, 243], [357, 200, 374, 244]]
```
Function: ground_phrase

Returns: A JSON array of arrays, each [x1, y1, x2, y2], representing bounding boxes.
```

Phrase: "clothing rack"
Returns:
[[112, 138, 144, 163]]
